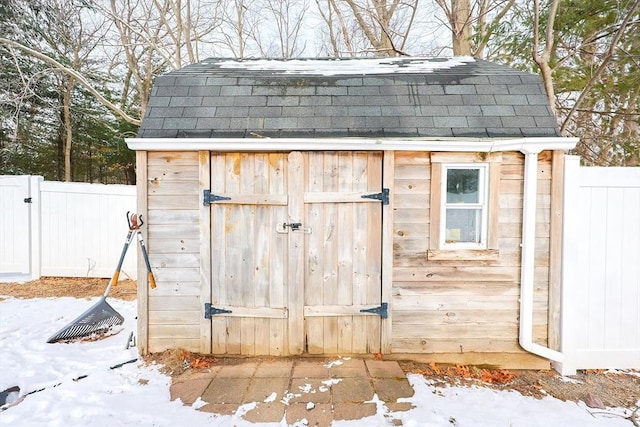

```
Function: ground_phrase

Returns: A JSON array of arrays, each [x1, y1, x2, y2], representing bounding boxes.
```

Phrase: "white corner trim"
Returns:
[[125, 137, 579, 153], [519, 152, 565, 364]]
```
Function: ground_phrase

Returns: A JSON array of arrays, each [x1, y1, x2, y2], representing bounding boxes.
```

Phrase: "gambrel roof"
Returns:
[[138, 57, 561, 139]]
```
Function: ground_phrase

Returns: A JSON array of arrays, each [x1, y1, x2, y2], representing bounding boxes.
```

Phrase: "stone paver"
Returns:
[[288, 378, 333, 403], [169, 377, 212, 405], [366, 359, 407, 378], [254, 360, 294, 378], [286, 402, 333, 427], [329, 358, 367, 377], [171, 357, 416, 425], [244, 377, 290, 402], [291, 359, 331, 378], [372, 378, 415, 402], [216, 362, 258, 377], [331, 376, 375, 402], [201, 377, 250, 404], [242, 402, 286, 423], [333, 402, 377, 420]]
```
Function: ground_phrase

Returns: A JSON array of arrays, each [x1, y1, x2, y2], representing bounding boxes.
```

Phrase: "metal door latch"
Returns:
[[276, 222, 312, 234]]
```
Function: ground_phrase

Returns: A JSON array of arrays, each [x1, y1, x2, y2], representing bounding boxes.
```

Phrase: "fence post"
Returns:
[[556, 155, 581, 375], [29, 176, 43, 281]]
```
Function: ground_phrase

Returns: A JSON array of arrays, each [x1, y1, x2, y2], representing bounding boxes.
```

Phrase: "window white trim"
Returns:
[[429, 152, 500, 260], [440, 163, 489, 249]]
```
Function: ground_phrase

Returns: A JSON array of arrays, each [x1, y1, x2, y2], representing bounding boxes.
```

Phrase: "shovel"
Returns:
[[47, 212, 155, 343]]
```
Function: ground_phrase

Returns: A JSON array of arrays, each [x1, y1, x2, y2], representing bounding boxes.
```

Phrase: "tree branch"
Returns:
[[560, 0, 640, 133], [0, 37, 142, 126]]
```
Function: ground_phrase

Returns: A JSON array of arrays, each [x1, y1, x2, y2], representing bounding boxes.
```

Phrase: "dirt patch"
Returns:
[[398, 361, 640, 410], [2, 278, 639, 418], [0, 277, 137, 301]]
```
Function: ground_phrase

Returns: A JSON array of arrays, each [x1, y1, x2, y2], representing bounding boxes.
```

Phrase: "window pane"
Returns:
[[445, 208, 482, 243], [446, 169, 479, 203]]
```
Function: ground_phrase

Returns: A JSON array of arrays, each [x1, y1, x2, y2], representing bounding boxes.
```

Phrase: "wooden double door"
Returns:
[[207, 151, 385, 356]]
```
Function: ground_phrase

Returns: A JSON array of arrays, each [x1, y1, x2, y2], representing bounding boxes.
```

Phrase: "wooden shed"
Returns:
[[126, 57, 578, 369]]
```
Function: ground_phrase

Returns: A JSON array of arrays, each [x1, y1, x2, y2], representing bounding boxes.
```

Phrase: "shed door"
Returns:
[[208, 151, 383, 356]]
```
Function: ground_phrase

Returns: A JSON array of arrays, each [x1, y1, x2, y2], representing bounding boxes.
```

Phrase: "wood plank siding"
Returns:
[[145, 151, 202, 352], [391, 151, 552, 364], [141, 149, 556, 368]]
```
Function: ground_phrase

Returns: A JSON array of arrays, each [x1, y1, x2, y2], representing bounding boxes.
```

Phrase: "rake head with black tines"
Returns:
[[47, 297, 124, 343]]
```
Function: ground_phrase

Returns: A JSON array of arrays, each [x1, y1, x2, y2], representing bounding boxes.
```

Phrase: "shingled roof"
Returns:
[[138, 57, 561, 139]]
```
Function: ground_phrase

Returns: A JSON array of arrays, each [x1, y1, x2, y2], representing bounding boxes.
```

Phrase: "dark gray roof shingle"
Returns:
[[138, 57, 561, 139]]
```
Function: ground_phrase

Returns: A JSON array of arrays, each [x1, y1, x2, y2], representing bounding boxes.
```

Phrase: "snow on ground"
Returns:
[[0, 297, 636, 427]]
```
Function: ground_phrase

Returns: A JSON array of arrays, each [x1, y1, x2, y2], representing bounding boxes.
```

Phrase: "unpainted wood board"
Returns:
[[150, 253, 199, 268], [392, 294, 548, 312], [268, 153, 288, 356], [394, 222, 429, 238], [392, 281, 520, 297], [393, 178, 430, 195], [150, 238, 200, 253], [148, 194, 200, 210], [393, 164, 431, 180], [287, 151, 305, 355], [148, 224, 200, 239], [152, 267, 200, 282], [394, 152, 431, 165], [498, 208, 552, 224], [392, 266, 520, 282], [337, 154, 355, 353], [501, 163, 551, 180], [149, 324, 201, 339], [136, 150, 149, 355], [322, 151, 339, 354], [148, 338, 200, 353], [392, 278, 550, 294], [304, 153, 326, 354], [147, 151, 199, 165], [390, 337, 533, 354], [149, 295, 200, 311], [146, 210, 199, 224], [393, 193, 429, 208], [392, 309, 548, 325], [384, 352, 550, 370], [148, 180, 200, 195], [393, 208, 430, 224], [501, 179, 551, 195], [147, 280, 201, 296], [149, 310, 200, 325], [393, 322, 547, 340], [431, 152, 503, 164], [147, 166, 199, 182], [381, 150, 395, 354]]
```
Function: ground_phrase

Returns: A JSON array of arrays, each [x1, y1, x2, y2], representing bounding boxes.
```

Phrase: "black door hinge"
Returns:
[[361, 188, 389, 205], [204, 303, 232, 319], [24, 197, 32, 203], [203, 190, 231, 206], [360, 302, 388, 318]]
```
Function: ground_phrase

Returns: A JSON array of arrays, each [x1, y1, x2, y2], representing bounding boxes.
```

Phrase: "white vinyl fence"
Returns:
[[560, 157, 640, 374], [0, 176, 137, 282]]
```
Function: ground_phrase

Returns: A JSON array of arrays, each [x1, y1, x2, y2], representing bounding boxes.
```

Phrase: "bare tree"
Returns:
[[434, 0, 514, 57], [315, 0, 418, 56], [532, 0, 560, 115], [259, 0, 309, 58]]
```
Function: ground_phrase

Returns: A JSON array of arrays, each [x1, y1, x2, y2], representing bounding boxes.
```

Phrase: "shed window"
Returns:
[[428, 153, 501, 261], [442, 165, 488, 248]]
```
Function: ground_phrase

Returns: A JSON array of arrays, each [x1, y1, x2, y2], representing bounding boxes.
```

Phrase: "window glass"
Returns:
[[446, 168, 479, 203], [442, 165, 487, 248], [445, 208, 481, 243]]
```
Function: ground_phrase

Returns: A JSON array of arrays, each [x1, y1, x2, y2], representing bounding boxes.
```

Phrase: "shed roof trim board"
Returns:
[[126, 136, 579, 153]]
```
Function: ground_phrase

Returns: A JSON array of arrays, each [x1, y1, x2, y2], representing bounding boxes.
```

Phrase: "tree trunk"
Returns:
[[452, 0, 472, 55]]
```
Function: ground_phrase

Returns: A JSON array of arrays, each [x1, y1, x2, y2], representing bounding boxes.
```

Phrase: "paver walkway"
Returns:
[[169, 357, 415, 426]]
